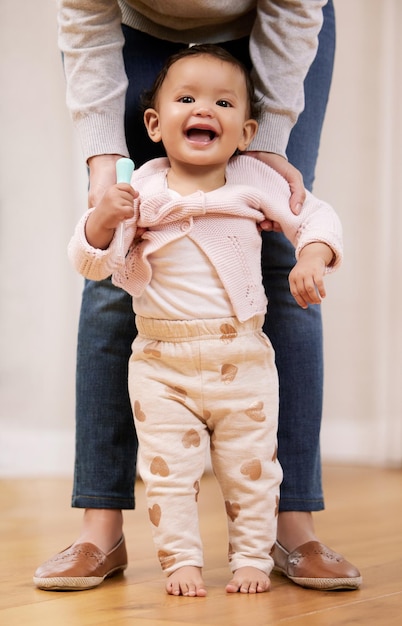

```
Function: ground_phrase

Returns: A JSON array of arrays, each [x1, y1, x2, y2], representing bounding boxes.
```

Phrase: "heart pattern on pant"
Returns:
[[225, 500, 241, 522], [240, 458, 262, 481], [150, 456, 170, 477], [148, 503, 162, 527], [182, 428, 201, 448]]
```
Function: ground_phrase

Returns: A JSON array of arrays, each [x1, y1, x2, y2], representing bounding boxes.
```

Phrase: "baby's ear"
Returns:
[[144, 108, 162, 143], [238, 118, 258, 151]]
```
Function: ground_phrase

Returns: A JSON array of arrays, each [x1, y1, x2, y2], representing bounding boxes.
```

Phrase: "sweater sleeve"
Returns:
[[58, 0, 129, 162], [248, 0, 327, 156], [58, 0, 326, 162]]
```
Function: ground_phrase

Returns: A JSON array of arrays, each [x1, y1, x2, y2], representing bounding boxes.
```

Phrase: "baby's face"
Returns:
[[145, 54, 257, 169]]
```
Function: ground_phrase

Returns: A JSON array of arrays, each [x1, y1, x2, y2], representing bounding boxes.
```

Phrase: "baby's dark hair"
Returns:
[[141, 44, 261, 120]]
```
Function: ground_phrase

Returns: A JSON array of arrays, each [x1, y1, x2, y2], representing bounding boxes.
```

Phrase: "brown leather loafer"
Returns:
[[33, 536, 127, 591], [272, 540, 362, 590]]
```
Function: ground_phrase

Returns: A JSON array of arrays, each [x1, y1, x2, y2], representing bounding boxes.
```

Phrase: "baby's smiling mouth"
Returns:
[[185, 128, 217, 143]]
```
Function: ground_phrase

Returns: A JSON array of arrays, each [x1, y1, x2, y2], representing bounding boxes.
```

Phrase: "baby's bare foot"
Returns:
[[166, 566, 207, 597], [226, 566, 270, 594]]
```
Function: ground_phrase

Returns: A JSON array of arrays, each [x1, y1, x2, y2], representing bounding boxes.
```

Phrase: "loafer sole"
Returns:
[[33, 564, 127, 591], [274, 566, 362, 590]]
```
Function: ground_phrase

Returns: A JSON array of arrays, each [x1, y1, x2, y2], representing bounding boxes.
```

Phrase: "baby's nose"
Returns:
[[194, 105, 213, 117]]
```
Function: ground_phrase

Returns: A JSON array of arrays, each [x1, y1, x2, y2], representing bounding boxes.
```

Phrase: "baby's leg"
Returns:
[[166, 566, 207, 597], [226, 567, 270, 594], [129, 329, 209, 593], [207, 327, 282, 591]]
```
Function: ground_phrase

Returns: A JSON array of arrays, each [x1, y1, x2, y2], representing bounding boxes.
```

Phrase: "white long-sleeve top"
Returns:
[[68, 156, 342, 323], [57, 0, 327, 160]]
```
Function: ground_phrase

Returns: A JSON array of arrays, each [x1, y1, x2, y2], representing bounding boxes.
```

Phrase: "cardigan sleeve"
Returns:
[[228, 156, 343, 269], [67, 208, 138, 281]]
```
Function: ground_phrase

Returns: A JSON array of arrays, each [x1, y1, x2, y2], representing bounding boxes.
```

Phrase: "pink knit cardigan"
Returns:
[[68, 156, 342, 322]]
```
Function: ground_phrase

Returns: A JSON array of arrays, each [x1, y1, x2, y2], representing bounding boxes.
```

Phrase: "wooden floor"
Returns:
[[1, 465, 401, 625]]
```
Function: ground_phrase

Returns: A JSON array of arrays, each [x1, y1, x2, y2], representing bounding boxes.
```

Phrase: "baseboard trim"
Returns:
[[0, 420, 398, 477], [0, 428, 75, 477]]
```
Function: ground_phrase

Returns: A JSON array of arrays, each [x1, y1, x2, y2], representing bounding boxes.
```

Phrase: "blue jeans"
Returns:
[[72, 1, 336, 512]]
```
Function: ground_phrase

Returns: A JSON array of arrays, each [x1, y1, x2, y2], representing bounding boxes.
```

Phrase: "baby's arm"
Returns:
[[289, 242, 335, 309], [85, 183, 137, 250]]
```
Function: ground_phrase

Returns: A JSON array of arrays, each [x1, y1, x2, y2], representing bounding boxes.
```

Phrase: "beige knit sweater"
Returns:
[[58, 0, 327, 161]]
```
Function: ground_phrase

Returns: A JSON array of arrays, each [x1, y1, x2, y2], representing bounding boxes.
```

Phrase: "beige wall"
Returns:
[[1, 1, 401, 475], [315, 0, 402, 466]]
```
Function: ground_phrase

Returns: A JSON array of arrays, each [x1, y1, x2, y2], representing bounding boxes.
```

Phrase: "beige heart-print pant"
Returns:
[[129, 315, 282, 576]]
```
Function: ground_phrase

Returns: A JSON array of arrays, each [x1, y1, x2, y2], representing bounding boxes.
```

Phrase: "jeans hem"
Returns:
[[279, 498, 324, 513], [71, 495, 135, 510]]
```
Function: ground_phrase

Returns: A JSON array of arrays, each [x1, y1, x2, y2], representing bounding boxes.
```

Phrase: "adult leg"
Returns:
[[34, 29, 186, 590], [71, 278, 136, 551], [223, 0, 360, 590], [72, 31, 186, 517], [261, 2, 360, 589], [263, 0, 336, 536]]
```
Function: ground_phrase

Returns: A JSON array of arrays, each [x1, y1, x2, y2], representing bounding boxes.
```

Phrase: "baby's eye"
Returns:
[[217, 100, 232, 108], [178, 96, 195, 104]]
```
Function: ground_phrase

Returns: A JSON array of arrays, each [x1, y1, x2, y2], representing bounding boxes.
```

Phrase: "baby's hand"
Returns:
[[288, 243, 334, 309], [86, 183, 138, 249], [94, 183, 137, 230]]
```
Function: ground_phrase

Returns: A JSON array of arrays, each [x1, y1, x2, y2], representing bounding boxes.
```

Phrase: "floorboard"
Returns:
[[1, 465, 401, 625]]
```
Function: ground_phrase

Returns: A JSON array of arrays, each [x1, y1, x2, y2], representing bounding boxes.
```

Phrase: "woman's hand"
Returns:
[[246, 152, 306, 231], [87, 154, 123, 208]]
